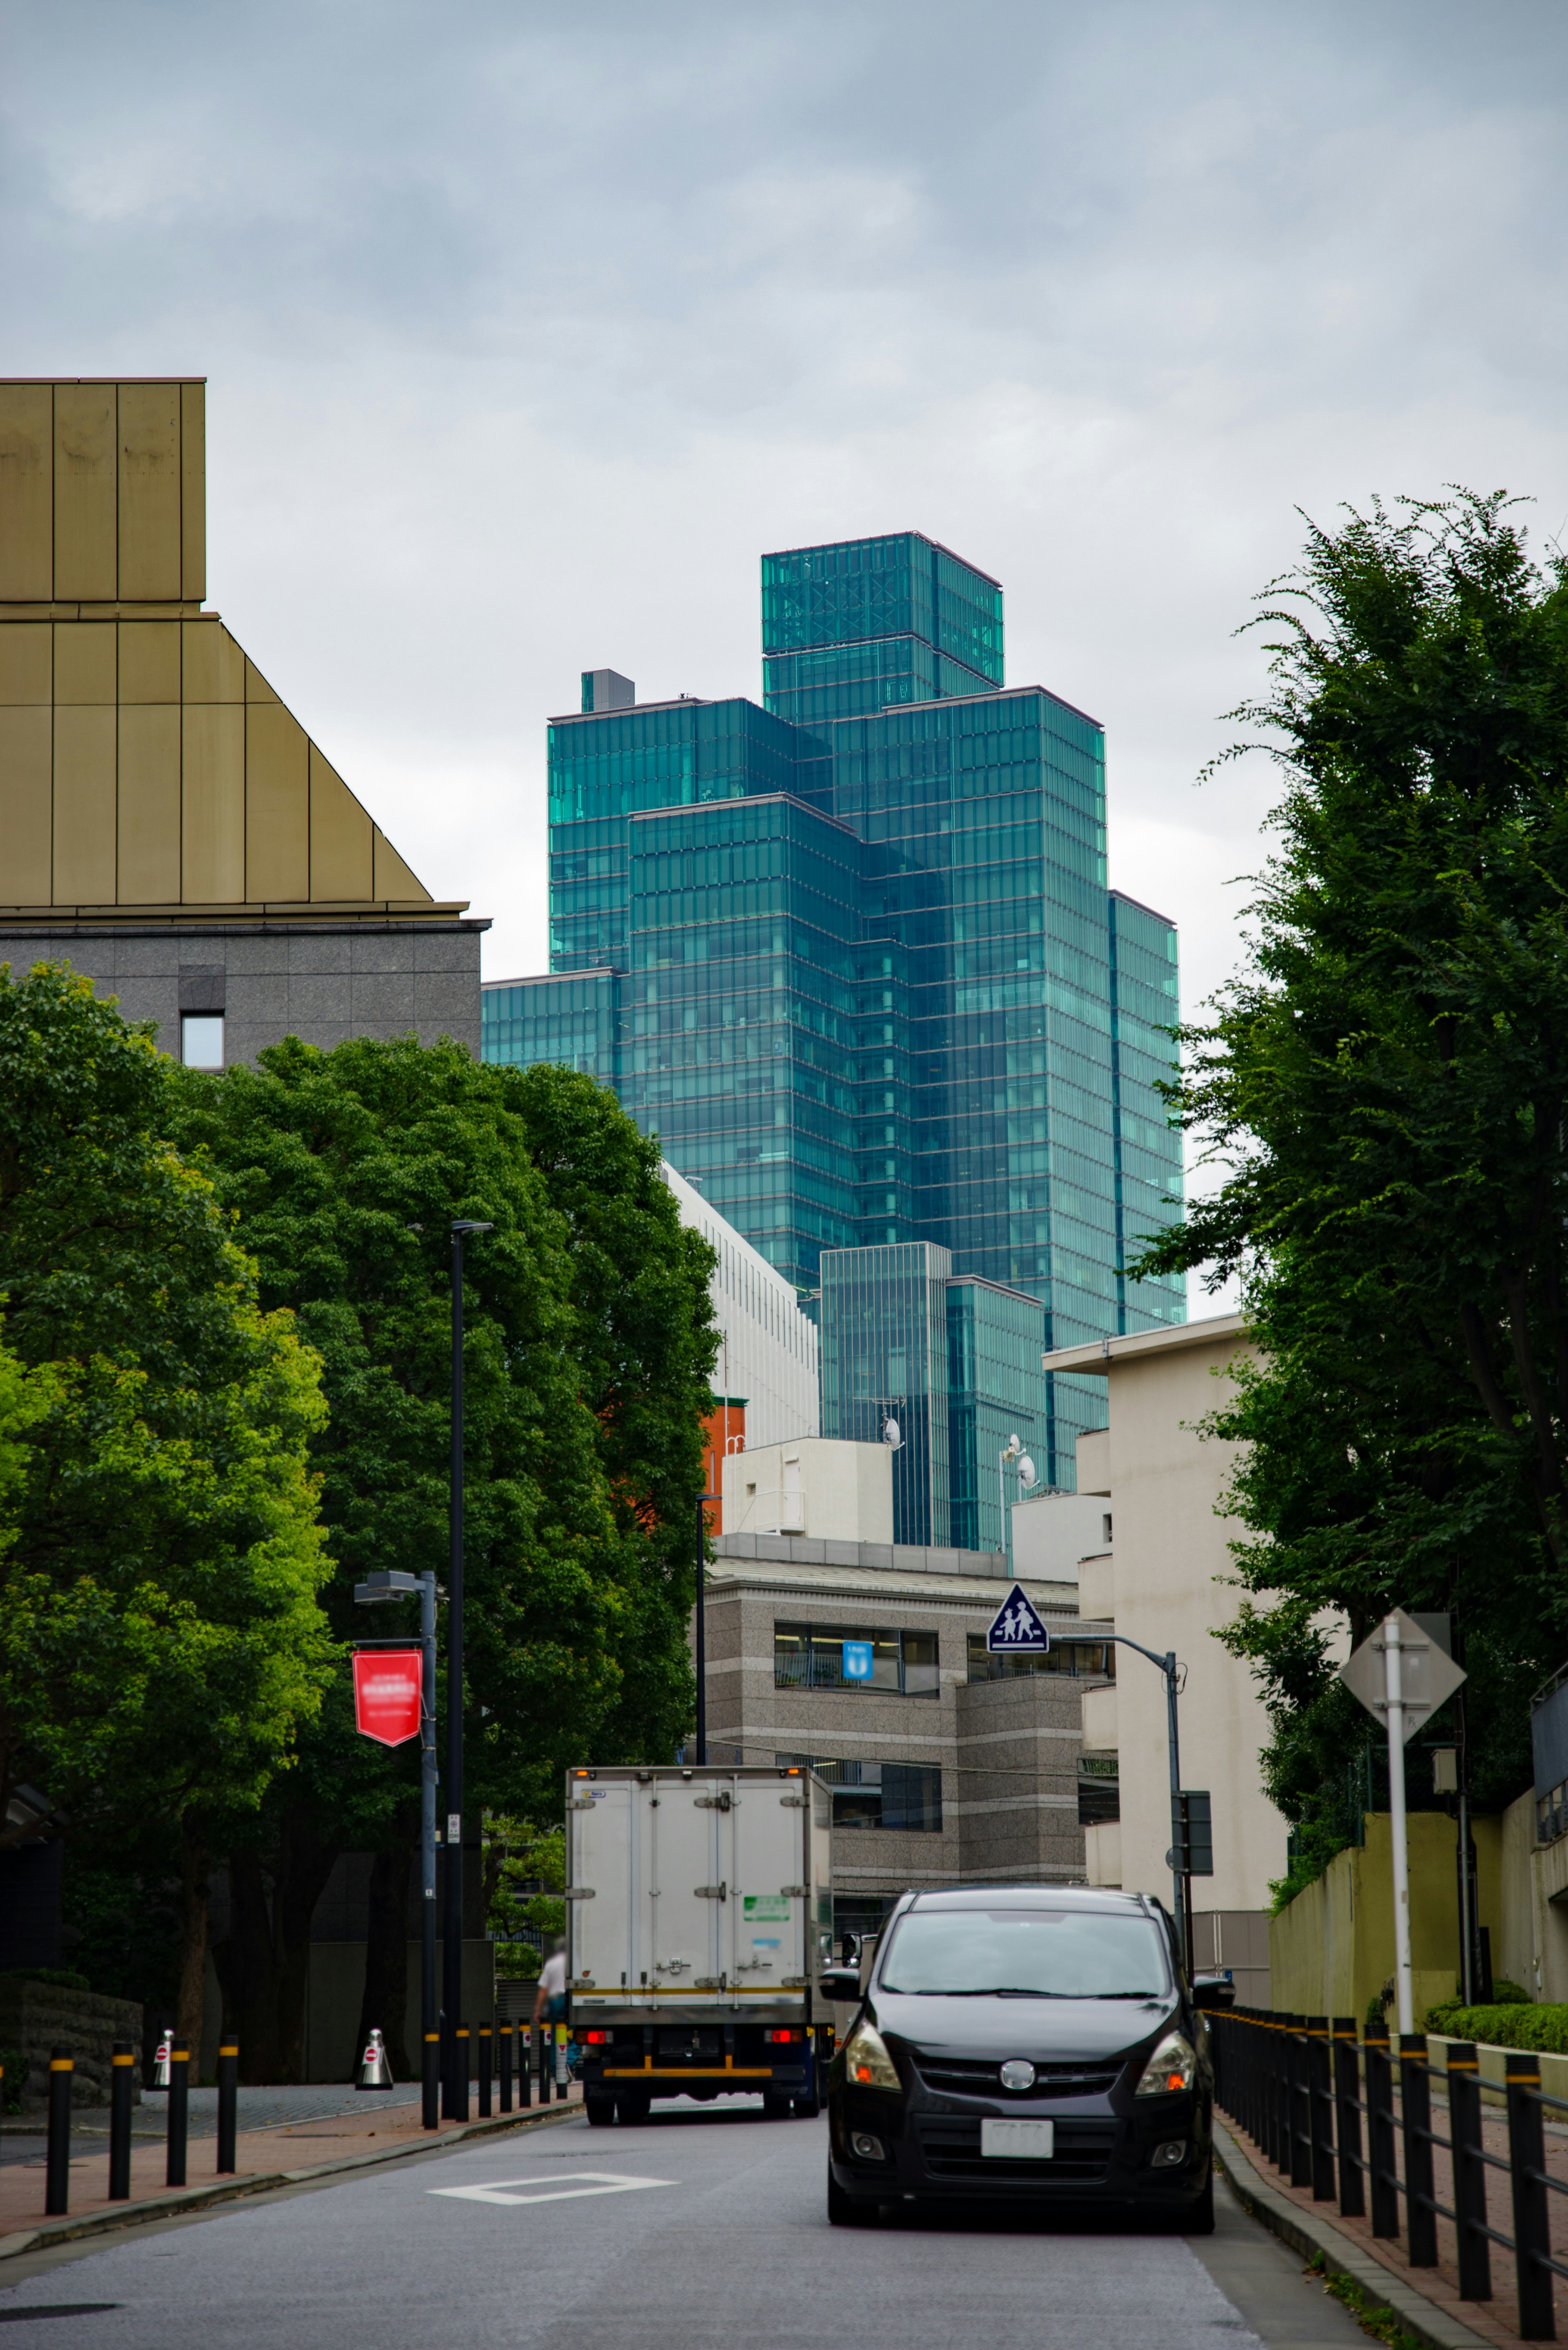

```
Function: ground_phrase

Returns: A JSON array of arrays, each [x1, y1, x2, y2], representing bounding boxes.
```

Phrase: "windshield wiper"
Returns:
[[1095, 1991, 1165, 2000]]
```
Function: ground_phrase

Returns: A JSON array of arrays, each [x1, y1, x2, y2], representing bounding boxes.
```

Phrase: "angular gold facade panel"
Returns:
[[118, 620, 180, 704], [116, 383, 182, 601], [245, 702, 309, 899], [0, 622, 51, 706], [0, 705, 53, 903], [308, 746, 373, 900], [373, 825, 434, 903], [116, 705, 180, 903], [54, 385, 117, 602], [182, 619, 244, 703], [244, 656, 280, 705], [54, 623, 117, 705], [0, 385, 53, 601], [182, 704, 244, 901], [180, 382, 205, 603], [53, 706, 117, 903]]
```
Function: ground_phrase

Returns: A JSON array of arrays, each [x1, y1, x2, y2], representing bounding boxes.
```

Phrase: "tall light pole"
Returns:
[[353, 1569, 438, 2127], [443, 1218, 492, 2118]]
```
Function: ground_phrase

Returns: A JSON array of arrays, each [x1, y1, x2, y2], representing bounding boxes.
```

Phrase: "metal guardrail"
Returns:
[[1212, 2007, 1568, 2338]]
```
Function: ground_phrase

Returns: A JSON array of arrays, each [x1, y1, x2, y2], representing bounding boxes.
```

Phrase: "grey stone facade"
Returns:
[[0, 920, 486, 1064], [702, 1534, 1113, 1933]]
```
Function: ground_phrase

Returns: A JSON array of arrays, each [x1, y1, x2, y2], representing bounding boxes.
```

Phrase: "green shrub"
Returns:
[[1493, 1978, 1533, 2006], [0, 2048, 24, 2113], [0, 1967, 90, 1993], [1420, 2001, 1568, 2051]]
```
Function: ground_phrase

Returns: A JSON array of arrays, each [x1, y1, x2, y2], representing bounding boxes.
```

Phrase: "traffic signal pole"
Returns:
[[444, 1219, 492, 2118], [1106, 1632, 1187, 1972]]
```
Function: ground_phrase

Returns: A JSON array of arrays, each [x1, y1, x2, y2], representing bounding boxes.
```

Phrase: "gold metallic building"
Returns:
[[0, 377, 484, 1062]]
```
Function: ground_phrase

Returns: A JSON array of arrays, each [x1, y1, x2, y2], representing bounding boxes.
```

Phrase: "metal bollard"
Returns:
[[478, 2022, 492, 2118], [109, 2039, 135, 2201], [454, 2024, 470, 2124], [166, 2039, 190, 2187], [1306, 2018, 1334, 2201], [539, 2023, 550, 2105], [422, 2029, 441, 2131], [216, 2039, 238, 2175], [1364, 2024, 1399, 2239], [1287, 2016, 1311, 2188], [555, 2024, 569, 2099], [1332, 2020, 1364, 2218], [1446, 2042, 1492, 2303], [518, 2024, 532, 2108], [1506, 2055, 1554, 2339], [45, 2045, 73, 2216], [499, 2021, 513, 2114], [1399, 2035, 1436, 2265]]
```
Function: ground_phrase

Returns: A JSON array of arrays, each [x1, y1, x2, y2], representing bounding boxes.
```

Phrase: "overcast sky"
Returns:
[[7, 0, 1567, 1300]]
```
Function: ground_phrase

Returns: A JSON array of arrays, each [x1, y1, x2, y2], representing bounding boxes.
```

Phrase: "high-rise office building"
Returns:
[[482, 532, 1183, 1503]]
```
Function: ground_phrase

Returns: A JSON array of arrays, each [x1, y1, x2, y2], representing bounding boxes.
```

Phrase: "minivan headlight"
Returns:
[[842, 2018, 901, 2091], [1134, 2029, 1196, 2097]]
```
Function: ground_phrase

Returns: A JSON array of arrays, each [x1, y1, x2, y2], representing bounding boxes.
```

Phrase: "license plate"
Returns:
[[981, 2118, 1054, 2159]]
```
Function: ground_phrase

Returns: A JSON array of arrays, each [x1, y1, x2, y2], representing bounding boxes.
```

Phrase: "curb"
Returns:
[[0, 2096, 582, 2262], [1213, 2117, 1494, 2350]]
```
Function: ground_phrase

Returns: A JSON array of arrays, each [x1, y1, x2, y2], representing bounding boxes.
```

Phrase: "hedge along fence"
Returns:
[[1424, 2006, 1568, 2057]]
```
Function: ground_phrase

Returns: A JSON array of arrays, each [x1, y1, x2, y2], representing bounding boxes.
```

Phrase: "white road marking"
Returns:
[[429, 2171, 677, 2207]]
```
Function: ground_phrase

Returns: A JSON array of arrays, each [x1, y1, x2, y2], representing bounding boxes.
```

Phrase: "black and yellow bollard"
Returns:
[[454, 2023, 470, 2124], [422, 2029, 441, 2131], [166, 2038, 190, 2187], [477, 2022, 492, 2118], [109, 2039, 135, 2200], [499, 2020, 513, 2114], [518, 2024, 532, 2109], [216, 2039, 239, 2174], [45, 2045, 73, 2216]]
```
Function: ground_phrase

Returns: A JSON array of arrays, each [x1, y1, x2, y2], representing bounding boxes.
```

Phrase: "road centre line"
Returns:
[[428, 2172, 677, 2207]]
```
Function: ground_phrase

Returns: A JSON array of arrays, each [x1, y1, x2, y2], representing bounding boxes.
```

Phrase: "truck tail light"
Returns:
[[765, 2029, 798, 2044], [584, 2031, 608, 2045]]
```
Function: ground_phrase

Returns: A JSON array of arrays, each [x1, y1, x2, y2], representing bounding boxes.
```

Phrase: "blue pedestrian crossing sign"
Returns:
[[987, 1584, 1051, 1655]]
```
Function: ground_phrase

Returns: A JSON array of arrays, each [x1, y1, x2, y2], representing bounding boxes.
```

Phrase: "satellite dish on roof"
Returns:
[[882, 1417, 902, 1450], [1018, 1455, 1036, 1488]]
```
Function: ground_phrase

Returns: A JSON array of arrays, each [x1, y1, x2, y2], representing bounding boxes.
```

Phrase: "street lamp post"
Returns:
[[353, 1569, 439, 2128], [443, 1218, 492, 2119], [1105, 1632, 1189, 1972]]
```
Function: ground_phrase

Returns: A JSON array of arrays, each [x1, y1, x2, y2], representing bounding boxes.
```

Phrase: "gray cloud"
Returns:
[[5, 0, 1566, 1300]]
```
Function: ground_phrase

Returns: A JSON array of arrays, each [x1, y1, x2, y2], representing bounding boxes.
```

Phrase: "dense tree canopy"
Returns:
[[1141, 492, 1568, 1886]]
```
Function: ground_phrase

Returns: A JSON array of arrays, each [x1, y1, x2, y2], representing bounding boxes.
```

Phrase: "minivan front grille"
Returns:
[[915, 2118, 1118, 2183], [911, 2053, 1123, 2100]]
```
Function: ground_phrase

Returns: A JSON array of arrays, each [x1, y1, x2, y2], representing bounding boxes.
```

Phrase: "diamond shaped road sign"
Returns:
[[1338, 1607, 1466, 1741], [987, 1583, 1051, 1655]]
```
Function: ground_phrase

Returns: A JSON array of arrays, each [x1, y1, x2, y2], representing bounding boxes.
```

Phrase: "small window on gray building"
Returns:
[[777, 1755, 942, 1832], [966, 1634, 1116, 1683], [773, 1623, 939, 1697], [180, 1013, 225, 1069], [1078, 1758, 1120, 1827]]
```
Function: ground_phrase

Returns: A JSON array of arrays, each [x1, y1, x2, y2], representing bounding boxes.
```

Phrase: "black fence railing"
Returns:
[[1212, 2007, 1568, 2338]]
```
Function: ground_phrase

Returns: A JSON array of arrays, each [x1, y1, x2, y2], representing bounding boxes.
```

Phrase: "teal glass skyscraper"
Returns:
[[483, 531, 1184, 1499]]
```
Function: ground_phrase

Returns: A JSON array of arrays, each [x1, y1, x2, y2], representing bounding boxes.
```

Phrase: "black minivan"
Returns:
[[822, 1885, 1215, 2229]]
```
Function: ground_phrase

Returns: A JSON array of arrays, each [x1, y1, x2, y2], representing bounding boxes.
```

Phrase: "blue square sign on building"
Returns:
[[842, 1641, 874, 1682], [986, 1585, 1051, 1656]]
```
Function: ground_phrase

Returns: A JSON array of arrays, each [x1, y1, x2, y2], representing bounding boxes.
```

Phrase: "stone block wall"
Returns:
[[0, 921, 486, 1063], [0, 1979, 144, 2114]]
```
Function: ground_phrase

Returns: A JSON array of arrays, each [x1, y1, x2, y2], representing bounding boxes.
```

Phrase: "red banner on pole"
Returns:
[[352, 1649, 423, 1747]]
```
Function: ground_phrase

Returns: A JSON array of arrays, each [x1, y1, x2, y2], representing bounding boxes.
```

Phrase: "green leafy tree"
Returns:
[[170, 1039, 715, 2075], [1140, 491, 1568, 1885], [0, 965, 335, 2040]]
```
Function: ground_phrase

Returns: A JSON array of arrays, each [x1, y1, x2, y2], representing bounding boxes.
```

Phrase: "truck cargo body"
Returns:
[[566, 1766, 835, 2123]]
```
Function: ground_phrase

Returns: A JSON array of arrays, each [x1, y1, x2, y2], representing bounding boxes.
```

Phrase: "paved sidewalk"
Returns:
[[0, 2085, 581, 2254], [1216, 2106, 1540, 2350]]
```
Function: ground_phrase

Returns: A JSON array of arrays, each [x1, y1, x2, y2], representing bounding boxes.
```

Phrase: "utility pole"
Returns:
[[443, 1218, 492, 2117], [1106, 1633, 1188, 1970]]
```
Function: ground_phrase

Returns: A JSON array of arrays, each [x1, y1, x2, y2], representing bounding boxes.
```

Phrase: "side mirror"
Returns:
[[1192, 1973, 1235, 2011], [817, 1966, 861, 2002]]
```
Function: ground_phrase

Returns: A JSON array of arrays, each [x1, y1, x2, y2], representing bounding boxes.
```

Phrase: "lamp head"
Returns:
[[451, 1219, 494, 1237]]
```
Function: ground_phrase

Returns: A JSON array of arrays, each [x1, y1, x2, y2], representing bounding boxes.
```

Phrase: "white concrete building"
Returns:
[[662, 1162, 819, 1452], [721, 1438, 893, 1544], [1040, 1312, 1281, 2004]]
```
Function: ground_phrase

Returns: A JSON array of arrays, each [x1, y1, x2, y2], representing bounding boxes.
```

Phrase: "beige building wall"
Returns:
[[721, 1439, 893, 1544], [0, 377, 483, 1058], [1043, 1313, 1287, 1987]]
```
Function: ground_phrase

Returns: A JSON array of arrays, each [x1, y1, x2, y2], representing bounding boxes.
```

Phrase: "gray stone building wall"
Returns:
[[0, 919, 486, 1063], [702, 1543, 1111, 1930]]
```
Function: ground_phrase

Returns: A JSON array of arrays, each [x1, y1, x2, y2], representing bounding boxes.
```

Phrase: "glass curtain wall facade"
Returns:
[[817, 1243, 951, 1547], [481, 528, 1184, 1495]]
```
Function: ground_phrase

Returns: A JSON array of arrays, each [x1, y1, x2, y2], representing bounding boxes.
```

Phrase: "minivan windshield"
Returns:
[[878, 1908, 1170, 1999]]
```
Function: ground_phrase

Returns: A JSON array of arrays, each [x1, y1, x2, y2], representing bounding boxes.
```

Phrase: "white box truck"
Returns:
[[566, 1763, 835, 2125]]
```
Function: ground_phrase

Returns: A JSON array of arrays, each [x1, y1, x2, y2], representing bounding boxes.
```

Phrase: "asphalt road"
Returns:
[[0, 2096, 1370, 2348]]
